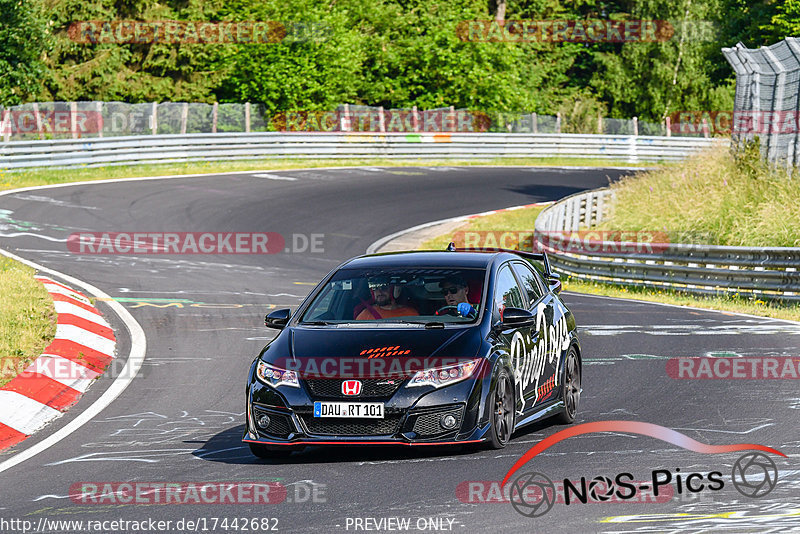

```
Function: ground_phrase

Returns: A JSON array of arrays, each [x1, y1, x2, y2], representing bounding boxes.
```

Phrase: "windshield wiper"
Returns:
[[394, 320, 445, 328]]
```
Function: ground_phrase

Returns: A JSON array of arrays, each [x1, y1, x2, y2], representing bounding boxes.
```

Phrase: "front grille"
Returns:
[[412, 405, 464, 437], [303, 378, 404, 400], [253, 408, 294, 438], [300, 414, 403, 436]]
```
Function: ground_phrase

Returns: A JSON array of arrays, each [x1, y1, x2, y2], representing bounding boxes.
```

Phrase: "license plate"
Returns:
[[313, 401, 384, 419]]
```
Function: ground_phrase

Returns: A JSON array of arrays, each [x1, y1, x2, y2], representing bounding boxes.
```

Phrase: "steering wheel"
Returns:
[[435, 305, 461, 316]]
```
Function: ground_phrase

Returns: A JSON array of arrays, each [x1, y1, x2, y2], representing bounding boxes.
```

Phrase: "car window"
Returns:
[[511, 261, 544, 306], [299, 267, 486, 324], [492, 265, 524, 322]]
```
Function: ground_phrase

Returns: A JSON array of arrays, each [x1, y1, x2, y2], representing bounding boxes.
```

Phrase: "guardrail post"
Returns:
[[212, 102, 218, 134], [449, 106, 456, 132], [151, 102, 158, 135], [531, 112, 537, 133], [665, 116, 671, 137], [181, 103, 189, 134], [412, 106, 419, 132], [556, 112, 562, 133], [33, 103, 43, 140], [71, 102, 78, 139], [633, 116, 638, 136], [245, 102, 251, 133], [96, 102, 103, 138], [378, 106, 386, 132]]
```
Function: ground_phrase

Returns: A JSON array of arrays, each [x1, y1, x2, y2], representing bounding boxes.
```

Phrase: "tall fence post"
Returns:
[[212, 102, 218, 134], [181, 103, 189, 134], [32, 103, 43, 140], [763, 47, 786, 165], [71, 102, 78, 139], [633, 116, 639, 136], [378, 106, 386, 133], [1, 107, 8, 142], [412, 106, 419, 132], [665, 115, 671, 137], [96, 101, 103, 138], [597, 113, 603, 134], [245, 102, 251, 133], [151, 102, 158, 135], [555, 112, 561, 134], [341, 104, 351, 132], [449, 105, 456, 132], [531, 112, 537, 133]]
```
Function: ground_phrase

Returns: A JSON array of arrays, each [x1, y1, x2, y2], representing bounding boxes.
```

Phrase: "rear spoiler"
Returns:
[[445, 242, 555, 279]]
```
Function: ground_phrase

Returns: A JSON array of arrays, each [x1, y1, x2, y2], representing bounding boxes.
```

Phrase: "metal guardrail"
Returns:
[[534, 188, 800, 301], [0, 132, 722, 170]]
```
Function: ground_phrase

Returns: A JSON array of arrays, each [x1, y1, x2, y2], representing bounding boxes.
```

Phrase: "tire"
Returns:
[[554, 346, 581, 424], [248, 443, 294, 459], [487, 368, 515, 449]]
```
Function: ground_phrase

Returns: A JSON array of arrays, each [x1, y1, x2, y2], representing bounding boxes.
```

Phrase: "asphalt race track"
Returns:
[[1, 166, 799, 533]]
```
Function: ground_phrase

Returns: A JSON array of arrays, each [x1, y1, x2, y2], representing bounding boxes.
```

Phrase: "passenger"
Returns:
[[356, 277, 418, 320]]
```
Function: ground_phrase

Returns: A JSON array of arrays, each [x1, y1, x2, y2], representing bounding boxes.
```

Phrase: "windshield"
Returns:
[[299, 267, 486, 325]]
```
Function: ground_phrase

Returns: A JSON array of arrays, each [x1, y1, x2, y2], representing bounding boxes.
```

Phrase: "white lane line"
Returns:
[[53, 300, 108, 326], [0, 392, 62, 435], [0, 248, 147, 476], [252, 173, 298, 181]]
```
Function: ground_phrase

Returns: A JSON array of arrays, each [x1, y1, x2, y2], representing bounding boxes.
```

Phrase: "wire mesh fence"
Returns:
[[723, 37, 800, 167], [0, 101, 696, 141]]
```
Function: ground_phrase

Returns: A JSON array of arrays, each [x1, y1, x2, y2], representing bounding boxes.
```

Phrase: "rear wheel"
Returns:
[[487, 368, 515, 449], [248, 443, 294, 459], [554, 346, 581, 424]]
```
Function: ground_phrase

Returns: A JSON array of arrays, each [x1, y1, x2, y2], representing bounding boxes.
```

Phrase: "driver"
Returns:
[[356, 276, 418, 320], [439, 276, 477, 318]]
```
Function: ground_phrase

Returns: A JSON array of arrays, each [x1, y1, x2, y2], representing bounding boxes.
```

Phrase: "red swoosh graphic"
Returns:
[[502, 420, 786, 486]]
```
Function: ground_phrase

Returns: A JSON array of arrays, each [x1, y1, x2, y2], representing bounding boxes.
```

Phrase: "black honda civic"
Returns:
[[243, 247, 582, 458]]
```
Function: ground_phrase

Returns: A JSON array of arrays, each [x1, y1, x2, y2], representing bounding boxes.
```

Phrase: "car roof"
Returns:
[[342, 251, 502, 270]]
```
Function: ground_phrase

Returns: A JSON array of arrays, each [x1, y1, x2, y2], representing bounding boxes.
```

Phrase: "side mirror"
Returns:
[[548, 273, 562, 294], [500, 307, 536, 328], [265, 308, 291, 329]]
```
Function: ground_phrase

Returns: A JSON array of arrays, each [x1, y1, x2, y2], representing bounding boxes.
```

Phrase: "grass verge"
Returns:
[[600, 143, 800, 246], [419, 203, 800, 323], [0, 156, 647, 191], [0, 256, 56, 387]]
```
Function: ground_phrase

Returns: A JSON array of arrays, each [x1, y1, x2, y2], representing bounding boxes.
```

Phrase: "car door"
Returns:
[[510, 260, 571, 409], [491, 263, 536, 416]]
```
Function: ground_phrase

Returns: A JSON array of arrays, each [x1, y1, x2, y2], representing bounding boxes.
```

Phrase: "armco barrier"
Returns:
[[0, 132, 722, 170], [534, 188, 800, 301]]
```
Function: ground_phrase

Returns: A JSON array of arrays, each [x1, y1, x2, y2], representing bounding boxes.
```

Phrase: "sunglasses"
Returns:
[[441, 286, 462, 295]]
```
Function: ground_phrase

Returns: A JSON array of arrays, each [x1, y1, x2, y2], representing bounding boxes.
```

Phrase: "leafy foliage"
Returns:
[[1, 0, 790, 121]]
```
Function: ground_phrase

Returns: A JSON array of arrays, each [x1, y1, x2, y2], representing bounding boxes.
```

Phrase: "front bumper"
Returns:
[[243, 370, 489, 446]]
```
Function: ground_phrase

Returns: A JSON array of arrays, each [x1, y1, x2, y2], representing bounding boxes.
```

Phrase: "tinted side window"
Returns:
[[512, 261, 544, 306], [493, 265, 524, 321]]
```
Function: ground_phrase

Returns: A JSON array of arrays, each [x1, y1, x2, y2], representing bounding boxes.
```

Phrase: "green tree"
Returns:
[[0, 0, 48, 105]]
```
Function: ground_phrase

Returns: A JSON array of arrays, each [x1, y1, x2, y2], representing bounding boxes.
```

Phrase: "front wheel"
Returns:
[[554, 346, 581, 424], [487, 368, 515, 449]]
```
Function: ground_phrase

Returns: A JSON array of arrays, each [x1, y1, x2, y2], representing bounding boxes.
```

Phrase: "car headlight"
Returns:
[[256, 361, 299, 388], [407, 359, 480, 388]]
